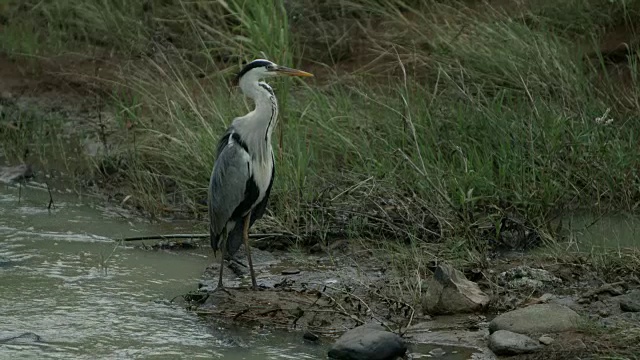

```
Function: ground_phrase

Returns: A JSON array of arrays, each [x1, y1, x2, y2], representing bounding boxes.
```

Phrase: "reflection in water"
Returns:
[[0, 186, 327, 359]]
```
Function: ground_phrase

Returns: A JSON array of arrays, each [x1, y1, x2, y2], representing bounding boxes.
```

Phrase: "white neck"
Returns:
[[234, 77, 278, 163]]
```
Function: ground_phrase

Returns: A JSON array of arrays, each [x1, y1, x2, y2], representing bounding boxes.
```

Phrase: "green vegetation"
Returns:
[[2, 1, 640, 272]]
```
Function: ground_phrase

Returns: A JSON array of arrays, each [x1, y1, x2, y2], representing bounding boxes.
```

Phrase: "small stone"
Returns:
[[282, 269, 301, 275], [303, 331, 319, 342], [549, 295, 580, 311], [489, 330, 543, 355], [0, 332, 42, 344], [619, 290, 640, 312], [429, 347, 446, 357], [497, 266, 562, 290], [328, 323, 407, 360], [538, 335, 554, 345], [422, 264, 490, 315], [620, 299, 640, 312], [489, 304, 580, 334]]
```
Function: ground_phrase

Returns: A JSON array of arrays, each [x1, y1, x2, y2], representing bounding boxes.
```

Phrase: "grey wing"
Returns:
[[225, 157, 273, 257], [208, 140, 250, 253], [250, 155, 275, 226]]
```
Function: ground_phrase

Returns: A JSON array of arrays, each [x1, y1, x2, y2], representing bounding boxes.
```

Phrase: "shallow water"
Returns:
[[0, 184, 477, 360], [0, 185, 329, 359], [565, 213, 640, 250]]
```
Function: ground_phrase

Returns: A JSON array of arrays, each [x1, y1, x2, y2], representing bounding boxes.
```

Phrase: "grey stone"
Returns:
[[471, 349, 499, 360], [538, 335, 554, 345], [0, 332, 42, 344], [328, 323, 406, 360], [497, 265, 561, 290], [303, 331, 319, 342], [489, 304, 580, 334], [489, 330, 543, 355], [282, 268, 301, 275], [422, 264, 490, 315], [620, 299, 640, 312], [406, 322, 496, 359], [548, 295, 581, 311], [619, 290, 640, 313], [429, 347, 446, 357]]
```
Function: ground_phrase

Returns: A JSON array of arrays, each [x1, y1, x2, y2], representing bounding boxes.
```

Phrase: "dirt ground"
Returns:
[[148, 232, 639, 359]]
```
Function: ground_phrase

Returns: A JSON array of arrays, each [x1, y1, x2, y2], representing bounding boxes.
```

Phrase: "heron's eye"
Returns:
[[266, 65, 276, 72]]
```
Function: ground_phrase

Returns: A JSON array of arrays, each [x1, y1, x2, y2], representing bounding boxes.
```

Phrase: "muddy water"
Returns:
[[0, 185, 327, 359], [566, 213, 640, 250]]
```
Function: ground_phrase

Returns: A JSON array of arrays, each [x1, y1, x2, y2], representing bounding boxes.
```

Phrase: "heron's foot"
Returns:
[[211, 282, 232, 296]]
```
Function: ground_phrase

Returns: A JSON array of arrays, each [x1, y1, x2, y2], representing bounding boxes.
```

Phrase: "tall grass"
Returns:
[[1, 0, 640, 272]]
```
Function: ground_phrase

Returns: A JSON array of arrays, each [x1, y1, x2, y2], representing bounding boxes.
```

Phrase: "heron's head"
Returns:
[[234, 59, 313, 85]]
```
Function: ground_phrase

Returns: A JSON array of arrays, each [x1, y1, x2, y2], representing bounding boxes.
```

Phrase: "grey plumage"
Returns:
[[208, 59, 313, 290], [209, 128, 274, 257]]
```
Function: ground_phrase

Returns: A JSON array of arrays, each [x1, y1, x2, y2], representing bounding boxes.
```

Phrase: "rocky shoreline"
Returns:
[[185, 244, 640, 360]]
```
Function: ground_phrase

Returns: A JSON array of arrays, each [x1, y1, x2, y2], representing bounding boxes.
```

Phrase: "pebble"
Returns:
[[303, 331, 319, 342], [539, 335, 554, 345], [281, 269, 301, 275], [429, 347, 446, 357], [489, 330, 543, 355]]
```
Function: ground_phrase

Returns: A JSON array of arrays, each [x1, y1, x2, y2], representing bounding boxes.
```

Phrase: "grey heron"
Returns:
[[209, 59, 313, 290]]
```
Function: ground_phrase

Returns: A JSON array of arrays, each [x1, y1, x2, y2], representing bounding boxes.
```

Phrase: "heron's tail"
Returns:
[[210, 225, 222, 256]]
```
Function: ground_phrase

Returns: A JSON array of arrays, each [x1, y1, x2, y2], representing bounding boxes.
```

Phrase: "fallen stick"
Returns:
[[119, 233, 294, 242]]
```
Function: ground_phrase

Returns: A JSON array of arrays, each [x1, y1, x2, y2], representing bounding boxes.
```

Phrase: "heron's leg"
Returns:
[[242, 213, 257, 290], [217, 236, 226, 289]]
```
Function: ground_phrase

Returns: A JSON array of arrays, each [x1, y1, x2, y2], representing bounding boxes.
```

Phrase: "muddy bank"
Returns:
[[185, 243, 640, 359], [189, 245, 494, 358]]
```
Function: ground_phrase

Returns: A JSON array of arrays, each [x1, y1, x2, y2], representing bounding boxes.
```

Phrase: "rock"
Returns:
[[303, 331, 319, 342], [0, 332, 42, 344], [620, 299, 640, 312], [489, 304, 580, 334], [619, 290, 640, 313], [282, 268, 301, 275], [497, 265, 562, 290], [548, 295, 581, 311], [328, 323, 407, 360], [489, 330, 543, 355], [538, 335, 554, 345], [405, 320, 496, 359], [429, 347, 446, 357], [0, 164, 34, 184], [471, 349, 499, 360], [422, 264, 490, 315]]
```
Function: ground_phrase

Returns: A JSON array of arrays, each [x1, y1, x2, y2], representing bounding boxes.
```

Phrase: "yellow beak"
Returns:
[[274, 66, 314, 77]]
